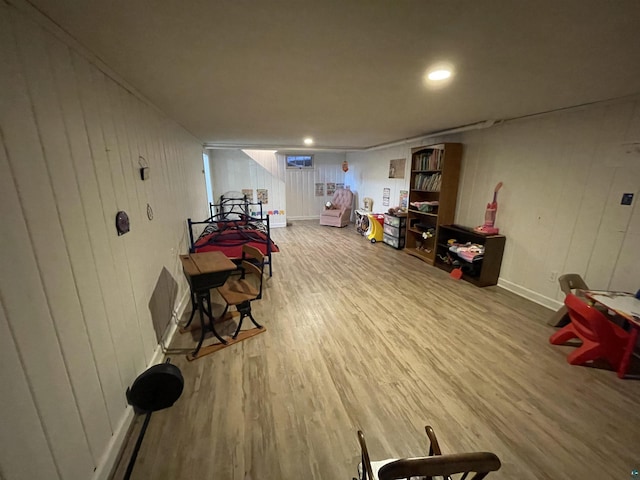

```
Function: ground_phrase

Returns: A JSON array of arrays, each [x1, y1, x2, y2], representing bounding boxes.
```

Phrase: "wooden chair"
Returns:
[[217, 244, 265, 338], [356, 426, 501, 480]]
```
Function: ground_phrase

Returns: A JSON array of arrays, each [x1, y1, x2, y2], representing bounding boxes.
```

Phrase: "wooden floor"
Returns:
[[112, 221, 640, 480]]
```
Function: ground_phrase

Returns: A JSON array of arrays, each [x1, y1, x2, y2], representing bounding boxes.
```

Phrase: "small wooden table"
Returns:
[[180, 251, 237, 358], [585, 291, 640, 378]]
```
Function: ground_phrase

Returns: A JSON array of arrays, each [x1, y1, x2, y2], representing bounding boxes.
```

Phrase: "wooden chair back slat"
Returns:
[[242, 244, 264, 262], [241, 260, 262, 279], [357, 427, 501, 480], [378, 452, 501, 480]]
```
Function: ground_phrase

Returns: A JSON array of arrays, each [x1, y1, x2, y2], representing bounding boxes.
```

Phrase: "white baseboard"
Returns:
[[91, 406, 135, 480], [498, 278, 562, 311], [92, 288, 191, 480]]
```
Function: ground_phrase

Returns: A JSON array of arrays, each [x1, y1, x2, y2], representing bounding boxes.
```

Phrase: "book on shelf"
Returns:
[[413, 172, 441, 191], [413, 149, 444, 171]]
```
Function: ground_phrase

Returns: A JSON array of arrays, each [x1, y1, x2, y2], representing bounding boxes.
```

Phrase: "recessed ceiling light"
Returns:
[[427, 69, 452, 81], [423, 64, 455, 90], [303, 137, 314, 145]]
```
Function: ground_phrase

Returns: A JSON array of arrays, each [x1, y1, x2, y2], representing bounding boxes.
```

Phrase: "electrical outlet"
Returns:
[[549, 271, 558, 283]]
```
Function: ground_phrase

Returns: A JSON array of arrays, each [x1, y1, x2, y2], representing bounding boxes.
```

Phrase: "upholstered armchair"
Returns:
[[320, 188, 354, 227]]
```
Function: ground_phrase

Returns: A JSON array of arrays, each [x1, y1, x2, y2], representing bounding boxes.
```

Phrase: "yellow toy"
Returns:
[[366, 213, 385, 243]]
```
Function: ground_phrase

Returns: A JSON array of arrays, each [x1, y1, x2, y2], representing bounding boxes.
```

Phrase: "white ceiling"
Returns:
[[27, 0, 640, 150]]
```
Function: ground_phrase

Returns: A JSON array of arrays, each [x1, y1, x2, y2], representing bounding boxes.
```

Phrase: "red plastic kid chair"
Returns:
[[549, 293, 629, 370]]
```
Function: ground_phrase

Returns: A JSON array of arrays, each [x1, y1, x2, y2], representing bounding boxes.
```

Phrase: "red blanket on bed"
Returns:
[[193, 229, 279, 259]]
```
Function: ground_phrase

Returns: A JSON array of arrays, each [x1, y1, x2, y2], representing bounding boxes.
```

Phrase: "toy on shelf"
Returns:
[[475, 182, 503, 234], [410, 200, 439, 213], [387, 206, 407, 216], [443, 240, 486, 280]]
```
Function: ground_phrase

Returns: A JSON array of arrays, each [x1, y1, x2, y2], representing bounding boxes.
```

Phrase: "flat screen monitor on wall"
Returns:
[[286, 155, 313, 168]]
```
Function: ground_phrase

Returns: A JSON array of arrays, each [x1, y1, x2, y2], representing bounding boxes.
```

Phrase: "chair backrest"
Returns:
[[564, 293, 618, 344], [332, 188, 354, 209], [558, 273, 589, 295], [378, 452, 501, 480], [425, 425, 442, 456], [357, 430, 375, 480], [358, 427, 500, 480], [241, 244, 264, 300]]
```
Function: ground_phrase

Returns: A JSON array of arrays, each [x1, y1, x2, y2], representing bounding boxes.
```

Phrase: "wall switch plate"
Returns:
[[621, 193, 633, 205]]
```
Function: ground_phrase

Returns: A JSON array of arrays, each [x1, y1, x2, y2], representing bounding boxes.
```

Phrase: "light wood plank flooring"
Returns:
[[112, 220, 640, 480]]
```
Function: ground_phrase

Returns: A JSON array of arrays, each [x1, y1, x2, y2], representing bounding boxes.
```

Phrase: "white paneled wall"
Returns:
[[285, 152, 347, 219], [0, 3, 207, 480], [348, 102, 640, 310], [243, 149, 285, 182], [209, 150, 346, 222], [456, 101, 640, 308], [208, 149, 287, 227]]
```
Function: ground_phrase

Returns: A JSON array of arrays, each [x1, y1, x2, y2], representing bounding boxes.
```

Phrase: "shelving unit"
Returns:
[[434, 224, 506, 287], [382, 213, 406, 249], [405, 143, 462, 264]]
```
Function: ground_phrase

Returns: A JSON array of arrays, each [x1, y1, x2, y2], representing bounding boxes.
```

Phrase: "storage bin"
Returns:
[[384, 214, 407, 228], [383, 233, 405, 249], [383, 223, 403, 237]]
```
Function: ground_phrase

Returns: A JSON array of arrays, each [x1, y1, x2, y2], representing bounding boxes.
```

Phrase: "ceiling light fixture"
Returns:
[[303, 137, 314, 145], [427, 69, 452, 81], [423, 63, 455, 90]]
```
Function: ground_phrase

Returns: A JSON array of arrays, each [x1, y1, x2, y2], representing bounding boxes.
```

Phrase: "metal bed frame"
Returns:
[[187, 195, 275, 276]]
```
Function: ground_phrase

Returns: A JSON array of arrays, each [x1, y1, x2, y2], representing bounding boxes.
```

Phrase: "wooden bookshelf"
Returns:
[[434, 224, 506, 287], [405, 143, 462, 265]]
